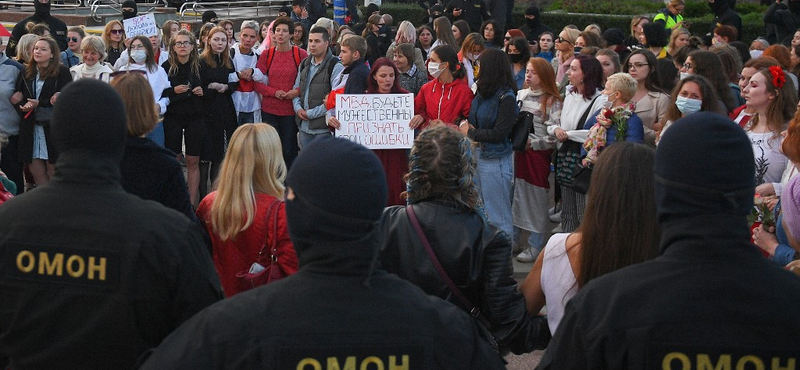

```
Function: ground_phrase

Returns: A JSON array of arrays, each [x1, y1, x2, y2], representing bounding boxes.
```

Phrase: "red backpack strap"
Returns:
[[292, 46, 301, 68], [265, 47, 277, 73]]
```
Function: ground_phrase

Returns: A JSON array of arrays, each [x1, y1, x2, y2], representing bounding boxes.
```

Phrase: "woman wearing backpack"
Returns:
[[255, 16, 308, 170]]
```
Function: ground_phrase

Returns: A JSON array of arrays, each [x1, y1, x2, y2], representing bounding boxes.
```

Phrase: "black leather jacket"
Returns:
[[378, 200, 551, 355]]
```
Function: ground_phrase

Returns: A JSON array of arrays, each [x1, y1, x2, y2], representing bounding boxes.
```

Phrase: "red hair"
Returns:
[[366, 57, 408, 94]]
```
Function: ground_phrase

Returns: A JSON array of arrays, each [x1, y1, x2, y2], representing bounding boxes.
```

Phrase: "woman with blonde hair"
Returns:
[[668, 27, 690, 57], [458, 32, 485, 87], [197, 123, 298, 297], [14, 33, 39, 64], [102, 19, 125, 65], [386, 20, 425, 72], [70, 36, 113, 82], [112, 72, 195, 221], [161, 19, 180, 49]]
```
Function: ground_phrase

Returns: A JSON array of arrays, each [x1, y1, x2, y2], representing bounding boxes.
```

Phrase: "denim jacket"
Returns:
[[469, 88, 515, 159]]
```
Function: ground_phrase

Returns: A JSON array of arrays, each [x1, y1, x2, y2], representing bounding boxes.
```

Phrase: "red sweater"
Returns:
[[414, 78, 474, 128], [255, 46, 308, 116], [197, 192, 298, 297]]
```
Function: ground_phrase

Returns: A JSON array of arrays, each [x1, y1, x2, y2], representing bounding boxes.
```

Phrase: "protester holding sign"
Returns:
[[365, 58, 409, 205]]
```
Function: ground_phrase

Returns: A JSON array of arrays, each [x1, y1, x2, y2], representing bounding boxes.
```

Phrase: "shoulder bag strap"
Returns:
[[578, 94, 601, 128], [405, 204, 490, 326], [256, 199, 283, 263]]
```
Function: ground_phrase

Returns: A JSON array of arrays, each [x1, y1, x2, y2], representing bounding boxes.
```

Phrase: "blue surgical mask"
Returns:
[[675, 96, 702, 115]]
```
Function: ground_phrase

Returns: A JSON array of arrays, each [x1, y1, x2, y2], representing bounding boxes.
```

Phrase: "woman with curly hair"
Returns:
[[378, 124, 552, 355]]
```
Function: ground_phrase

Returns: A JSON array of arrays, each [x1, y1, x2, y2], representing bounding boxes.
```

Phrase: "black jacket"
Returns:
[[765, 2, 799, 46], [537, 214, 800, 370], [378, 201, 551, 355], [343, 59, 370, 94], [10, 14, 68, 56], [120, 137, 196, 222], [138, 230, 506, 369], [162, 60, 203, 116], [0, 152, 222, 369], [15, 65, 72, 164], [446, 0, 490, 36]]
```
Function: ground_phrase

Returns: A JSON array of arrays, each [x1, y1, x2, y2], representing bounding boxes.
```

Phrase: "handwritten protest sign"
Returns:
[[123, 14, 158, 38], [335, 93, 414, 149]]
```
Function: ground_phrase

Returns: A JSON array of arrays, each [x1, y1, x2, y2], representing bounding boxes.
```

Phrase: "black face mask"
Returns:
[[525, 18, 537, 28], [34, 1, 51, 18], [122, 10, 137, 19], [508, 53, 524, 63]]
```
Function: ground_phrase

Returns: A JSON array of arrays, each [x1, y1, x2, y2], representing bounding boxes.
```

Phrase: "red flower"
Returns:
[[603, 108, 613, 119], [769, 66, 786, 89]]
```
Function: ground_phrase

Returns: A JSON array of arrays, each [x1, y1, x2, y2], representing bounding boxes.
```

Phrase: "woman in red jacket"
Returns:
[[196, 123, 298, 297], [410, 45, 474, 130]]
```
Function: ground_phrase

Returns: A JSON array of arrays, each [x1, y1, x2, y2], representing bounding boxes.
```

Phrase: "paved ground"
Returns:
[[505, 349, 544, 369]]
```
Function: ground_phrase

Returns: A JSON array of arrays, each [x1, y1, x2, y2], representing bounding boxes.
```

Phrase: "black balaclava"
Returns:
[[202, 10, 218, 24], [51, 79, 127, 163], [365, 3, 379, 17], [790, 0, 800, 14], [708, 0, 731, 15], [654, 112, 755, 225], [285, 135, 387, 255], [121, 0, 138, 19], [34, 0, 51, 18], [525, 6, 540, 29]]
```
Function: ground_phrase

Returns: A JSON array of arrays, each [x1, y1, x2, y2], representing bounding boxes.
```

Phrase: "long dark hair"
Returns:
[[660, 74, 719, 127], [476, 48, 515, 97], [623, 49, 665, 93], [508, 37, 531, 67], [571, 55, 604, 100], [128, 35, 158, 73], [688, 50, 736, 112], [480, 19, 502, 46], [577, 142, 660, 288], [432, 44, 466, 80], [367, 57, 408, 94]]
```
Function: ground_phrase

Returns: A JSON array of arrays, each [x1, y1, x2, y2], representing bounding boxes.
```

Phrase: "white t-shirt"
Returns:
[[540, 233, 578, 335], [747, 131, 787, 186]]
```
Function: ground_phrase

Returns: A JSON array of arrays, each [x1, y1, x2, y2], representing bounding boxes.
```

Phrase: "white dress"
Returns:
[[540, 233, 578, 335]]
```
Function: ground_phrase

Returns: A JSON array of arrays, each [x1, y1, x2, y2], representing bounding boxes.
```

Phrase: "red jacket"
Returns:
[[197, 192, 298, 297], [415, 77, 474, 128], [730, 104, 752, 128]]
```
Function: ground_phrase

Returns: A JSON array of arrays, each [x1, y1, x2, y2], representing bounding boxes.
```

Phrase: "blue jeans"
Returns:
[[514, 226, 546, 250], [145, 120, 165, 147], [237, 111, 256, 126], [474, 149, 514, 238], [298, 130, 331, 149], [262, 112, 299, 169]]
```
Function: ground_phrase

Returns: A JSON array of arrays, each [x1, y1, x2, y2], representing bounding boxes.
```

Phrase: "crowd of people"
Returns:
[[2, 0, 800, 367]]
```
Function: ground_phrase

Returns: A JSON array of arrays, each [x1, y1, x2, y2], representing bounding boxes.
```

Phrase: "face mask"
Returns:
[[130, 49, 147, 64], [428, 61, 444, 78], [508, 53, 523, 64], [750, 50, 764, 59], [469, 53, 480, 61], [34, 0, 51, 17], [122, 10, 137, 19], [526, 18, 537, 28], [679, 72, 690, 80], [603, 91, 617, 106], [379, 25, 390, 35], [675, 96, 702, 115]]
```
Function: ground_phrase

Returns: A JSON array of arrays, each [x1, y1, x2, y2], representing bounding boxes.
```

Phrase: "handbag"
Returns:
[[510, 110, 533, 152], [34, 106, 53, 124], [234, 199, 285, 291], [570, 164, 592, 194], [555, 95, 601, 187]]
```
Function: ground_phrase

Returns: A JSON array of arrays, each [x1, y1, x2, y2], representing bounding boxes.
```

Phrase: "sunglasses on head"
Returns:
[[110, 70, 147, 78]]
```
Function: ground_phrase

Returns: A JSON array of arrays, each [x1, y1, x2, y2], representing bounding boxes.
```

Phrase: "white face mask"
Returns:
[[679, 72, 691, 80], [428, 61, 444, 78], [469, 53, 480, 61], [675, 96, 702, 115], [130, 49, 147, 64]]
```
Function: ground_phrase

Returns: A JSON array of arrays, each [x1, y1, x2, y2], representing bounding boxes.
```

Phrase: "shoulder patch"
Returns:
[[281, 344, 424, 370]]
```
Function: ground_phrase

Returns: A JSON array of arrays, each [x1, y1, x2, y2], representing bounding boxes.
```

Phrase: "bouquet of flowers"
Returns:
[[583, 102, 635, 166], [748, 194, 775, 228]]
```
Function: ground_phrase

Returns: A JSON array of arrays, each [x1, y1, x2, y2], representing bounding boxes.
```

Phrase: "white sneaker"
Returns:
[[549, 211, 562, 223], [548, 205, 560, 216], [516, 247, 540, 263], [552, 224, 564, 233]]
